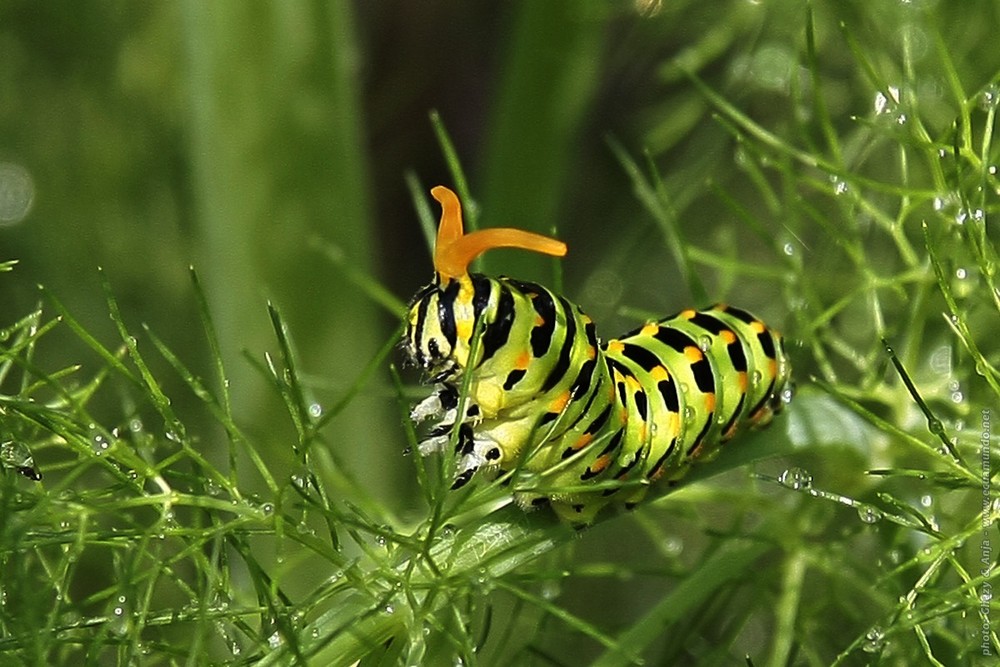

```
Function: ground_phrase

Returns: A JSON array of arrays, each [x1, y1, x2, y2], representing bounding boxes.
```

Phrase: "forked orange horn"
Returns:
[[431, 186, 567, 282]]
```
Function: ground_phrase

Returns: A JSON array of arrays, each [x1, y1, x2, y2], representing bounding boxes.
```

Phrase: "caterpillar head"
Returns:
[[404, 186, 567, 380]]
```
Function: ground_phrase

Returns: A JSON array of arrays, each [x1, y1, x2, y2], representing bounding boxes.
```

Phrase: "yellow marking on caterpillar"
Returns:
[[721, 329, 736, 344], [606, 340, 624, 355], [641, 322, 658, 337], [514, 350, 532, 370], [650, 365, 669, 382], [684, 346, 703, 363], [704, 392, 717, 413], [573, 433, 593, 451]]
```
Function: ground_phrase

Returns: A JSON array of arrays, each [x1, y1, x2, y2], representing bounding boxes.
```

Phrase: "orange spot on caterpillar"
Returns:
[[550, 391, 571, 413], [684, 346, 703, 363], [606, 340, 624, 355], [750, 321, 766, 334], [534, 314, 545, 326], [738, 371, 748, 392], [589, 454, 611, 474], [721, 330, 736, 344], [641, 322, 658, 337], [619, 408, 628, 425], [573, 433, 593, 451], [680, 309, 697, 319], [515, 351, 532, 370], [704, 392, 717, 413]]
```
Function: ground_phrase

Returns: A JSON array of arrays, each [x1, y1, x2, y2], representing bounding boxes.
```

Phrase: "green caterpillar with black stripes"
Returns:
[[405, 185, 792, 524]]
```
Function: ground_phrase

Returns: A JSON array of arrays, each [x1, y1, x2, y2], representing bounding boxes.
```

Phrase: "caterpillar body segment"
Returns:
[[404, 186, 791, 524]]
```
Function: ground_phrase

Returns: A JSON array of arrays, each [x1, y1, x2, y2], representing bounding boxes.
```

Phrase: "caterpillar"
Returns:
[[404, 185, 792, 524]]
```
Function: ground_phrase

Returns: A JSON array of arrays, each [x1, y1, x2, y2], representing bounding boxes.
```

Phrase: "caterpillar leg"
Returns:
[[412, 384, 507, 489], [413, 384, 479, 455], [410, 384, 458, 423]]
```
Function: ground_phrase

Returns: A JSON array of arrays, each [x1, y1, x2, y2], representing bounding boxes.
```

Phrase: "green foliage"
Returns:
[[1, 1, 998, 665]]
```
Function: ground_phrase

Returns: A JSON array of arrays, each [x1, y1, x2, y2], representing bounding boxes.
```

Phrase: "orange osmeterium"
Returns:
[[430, 186, 567, 283]]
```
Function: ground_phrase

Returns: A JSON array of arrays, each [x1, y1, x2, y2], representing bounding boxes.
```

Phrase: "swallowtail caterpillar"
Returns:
[[404, 186, 791, 524]]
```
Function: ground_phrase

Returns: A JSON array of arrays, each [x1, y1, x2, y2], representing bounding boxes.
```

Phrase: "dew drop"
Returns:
[[697, 335, 713, 352], [777, 467, 813, 490], [661, 535, 684, 556], [928, 345, 951, 374], [0, 162, 35, 226], [862, 625, 886, 653], [780, 386, 795, 405], [90, 430, 110, 455], [682, 405, 696, 424], [308, 403, 323, 418], [540, 580, 561, 600], [981, 85, 999, 110], [857, 504, 883, 524]]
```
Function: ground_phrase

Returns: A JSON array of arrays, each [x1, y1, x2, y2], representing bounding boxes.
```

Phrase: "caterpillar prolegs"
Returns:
[[404, 186, 792, 524]]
